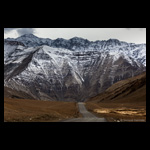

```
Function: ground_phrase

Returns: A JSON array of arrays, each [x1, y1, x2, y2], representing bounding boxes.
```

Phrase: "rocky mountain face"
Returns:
[[4, 34, 146, 101], [87, 72, 146, 103]]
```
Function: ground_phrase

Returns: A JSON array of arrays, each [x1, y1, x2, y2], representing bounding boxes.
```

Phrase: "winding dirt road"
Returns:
[[63, 102, 107, 122]]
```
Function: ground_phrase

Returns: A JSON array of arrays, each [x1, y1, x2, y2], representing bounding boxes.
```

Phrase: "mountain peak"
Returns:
[[107, 38, 120, 42], [54, 38, 67, 41], [18, 34, 38, 39], [70, 37, 88, 41], [70, 36, 82, 40]]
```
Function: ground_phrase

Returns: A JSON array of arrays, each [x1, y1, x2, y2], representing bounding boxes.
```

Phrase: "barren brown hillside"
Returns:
[[4, 98, 80, 122], [86, 72, 146, 122]]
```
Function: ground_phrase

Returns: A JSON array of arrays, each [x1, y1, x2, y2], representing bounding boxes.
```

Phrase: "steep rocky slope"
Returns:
[[87, 72, 146, 103]]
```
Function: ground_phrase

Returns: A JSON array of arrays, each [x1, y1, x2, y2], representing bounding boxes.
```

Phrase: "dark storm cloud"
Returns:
[[17, 28, 35, 36], [4, 28, 35, 35]]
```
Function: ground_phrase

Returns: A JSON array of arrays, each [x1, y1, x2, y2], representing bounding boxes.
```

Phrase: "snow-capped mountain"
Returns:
[[4, 34, 146, 101], [5, 34, 146, 66], [6, 34, 52, 47]]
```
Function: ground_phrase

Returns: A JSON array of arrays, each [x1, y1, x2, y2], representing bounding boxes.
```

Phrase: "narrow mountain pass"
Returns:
[[63, 102, 107, 122]]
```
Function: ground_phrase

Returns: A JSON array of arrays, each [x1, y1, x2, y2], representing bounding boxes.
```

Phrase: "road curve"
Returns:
[[63, 102, 107, 122]]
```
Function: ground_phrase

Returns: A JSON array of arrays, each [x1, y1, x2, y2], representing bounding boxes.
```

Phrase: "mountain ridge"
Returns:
[[4, 34, 146, 101], [5, 33, 146, 47], [5, 33, 146, 44]]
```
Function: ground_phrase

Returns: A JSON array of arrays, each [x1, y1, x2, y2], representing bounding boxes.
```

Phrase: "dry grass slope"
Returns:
[[4, 98, 80, 122], [86, 72, 146, 122]]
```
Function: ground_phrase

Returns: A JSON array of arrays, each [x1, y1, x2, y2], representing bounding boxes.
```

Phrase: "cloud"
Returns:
[[17, 28, 35, 36], [4, 28, 18, 33], [125, 28, 146, 30], [4, 28, 36, 35]]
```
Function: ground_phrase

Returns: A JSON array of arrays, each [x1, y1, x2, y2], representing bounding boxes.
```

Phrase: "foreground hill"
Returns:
[[86, 72, 146, 122], [4, 98, 80, 122]]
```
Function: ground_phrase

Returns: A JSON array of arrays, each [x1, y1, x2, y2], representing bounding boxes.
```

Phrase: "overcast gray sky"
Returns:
[[4, 28, 146, 44]]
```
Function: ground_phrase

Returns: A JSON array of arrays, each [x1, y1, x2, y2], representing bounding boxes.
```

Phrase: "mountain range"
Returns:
[[4, 34, 146, 101]]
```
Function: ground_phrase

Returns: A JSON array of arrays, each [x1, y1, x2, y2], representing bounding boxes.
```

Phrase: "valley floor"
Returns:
[[4, 97, 80, 122], [4, 97, 146, 122]]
